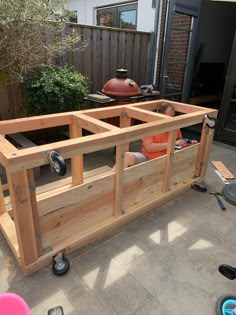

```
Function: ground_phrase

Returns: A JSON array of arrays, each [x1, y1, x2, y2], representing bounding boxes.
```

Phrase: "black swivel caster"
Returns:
[[48, 306, 64, 315], [47, 151, 66, 176], [52, 252, 70, 276], [205, 114, 218, 129]]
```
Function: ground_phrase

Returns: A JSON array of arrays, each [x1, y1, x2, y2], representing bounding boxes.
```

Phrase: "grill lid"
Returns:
[[102, 69, 141, 98]]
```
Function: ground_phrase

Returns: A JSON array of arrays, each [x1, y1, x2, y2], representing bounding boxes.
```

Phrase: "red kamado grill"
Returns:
[[86, 69, 160, 125]]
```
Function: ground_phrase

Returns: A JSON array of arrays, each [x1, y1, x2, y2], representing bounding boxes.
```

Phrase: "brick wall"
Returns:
[[156, 0, 191, 94]]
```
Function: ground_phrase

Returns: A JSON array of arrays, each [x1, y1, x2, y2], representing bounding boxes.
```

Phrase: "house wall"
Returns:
[[67, 0, 156, 32]]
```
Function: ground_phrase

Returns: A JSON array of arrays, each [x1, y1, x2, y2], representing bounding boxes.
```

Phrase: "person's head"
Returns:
[[158, 102, 175, 117]]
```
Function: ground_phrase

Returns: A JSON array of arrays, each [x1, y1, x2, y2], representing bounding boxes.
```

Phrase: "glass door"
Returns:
[[217, 32, 236, 145]]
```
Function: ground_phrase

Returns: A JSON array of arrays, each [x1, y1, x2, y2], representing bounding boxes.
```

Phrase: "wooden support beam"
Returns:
[[69, 123, 84, 186], [195, 121, 209, 177], [7, 170, 38, 267], [125, 107, 167, 122], [0, 113, 73, 135], [114, 144, 125, 217], [27, 169, 43, 256], [0, 179, 6, 214], [162, 130, 177, 192], [3, 109, 217, 173], [0, 134, 17, 168], [120, 112, 131, 151], [73, 113, 119, 133], [200, 128, 215, 177]]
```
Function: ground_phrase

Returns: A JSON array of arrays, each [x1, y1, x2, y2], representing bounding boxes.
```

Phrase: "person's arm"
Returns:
[[143, 138, 187, 153]]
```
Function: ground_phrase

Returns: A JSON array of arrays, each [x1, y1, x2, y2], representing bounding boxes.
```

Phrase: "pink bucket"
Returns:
[[0, 293, 31, 315]]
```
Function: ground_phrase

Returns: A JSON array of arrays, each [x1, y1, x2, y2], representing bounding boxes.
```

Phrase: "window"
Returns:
[[97, 3, 137, 30]]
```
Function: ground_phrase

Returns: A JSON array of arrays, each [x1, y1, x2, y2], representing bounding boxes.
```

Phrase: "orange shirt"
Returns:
[[141, 129, 182, 160]]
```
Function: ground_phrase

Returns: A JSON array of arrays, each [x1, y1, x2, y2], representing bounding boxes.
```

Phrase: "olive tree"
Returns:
[[0, 0, 85, 82]]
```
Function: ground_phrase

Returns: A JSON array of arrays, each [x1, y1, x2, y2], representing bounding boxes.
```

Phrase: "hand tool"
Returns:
[[209, 191, 226, 210]]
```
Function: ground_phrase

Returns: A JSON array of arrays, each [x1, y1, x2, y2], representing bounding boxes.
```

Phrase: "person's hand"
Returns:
[[186, 139, 198, 147], [176, 139, 187, 148]]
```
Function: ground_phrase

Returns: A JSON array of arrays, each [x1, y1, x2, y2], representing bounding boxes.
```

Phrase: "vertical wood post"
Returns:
[[0, 179, 6, 214], [162, 130, 177, 192], [200, 128, 214, 177], [69, 124, 83, 185], [7, 170, 38, 267], [194, 122, 214, 177], [120, 112, 131, 152], [27, 169, 43, 256], [114, 144, 125, 217]]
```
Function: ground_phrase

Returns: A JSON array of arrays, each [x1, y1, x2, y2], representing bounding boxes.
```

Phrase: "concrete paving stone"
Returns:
[[0, 239, 26, 292], [126, 238, 233, 315], [73, 244, 152, 314], [130, 295, 171, 315], [31, 277, 112, 315], [126, 205, 192, 250]]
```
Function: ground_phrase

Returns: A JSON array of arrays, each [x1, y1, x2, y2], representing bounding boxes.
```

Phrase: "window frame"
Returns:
[[96, 2, 138, 30]]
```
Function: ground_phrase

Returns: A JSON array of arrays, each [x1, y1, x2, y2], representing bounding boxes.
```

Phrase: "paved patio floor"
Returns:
[[1, 140, 236, 315]]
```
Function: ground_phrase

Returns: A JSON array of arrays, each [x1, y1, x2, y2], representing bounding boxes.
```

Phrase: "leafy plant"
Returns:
[[23, 65, 89, 115], [0, 0, 85, 83]]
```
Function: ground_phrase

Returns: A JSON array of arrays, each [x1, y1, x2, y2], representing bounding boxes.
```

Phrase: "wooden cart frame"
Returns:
[[0, 99, 217, 274]]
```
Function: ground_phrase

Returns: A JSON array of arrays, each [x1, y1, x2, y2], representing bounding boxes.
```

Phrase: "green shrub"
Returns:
[[23, 65, 89, 115]]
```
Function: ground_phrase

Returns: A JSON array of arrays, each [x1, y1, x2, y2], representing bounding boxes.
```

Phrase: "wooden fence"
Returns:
[[0, 24, 152, 120], [65, 24, 152, 93]]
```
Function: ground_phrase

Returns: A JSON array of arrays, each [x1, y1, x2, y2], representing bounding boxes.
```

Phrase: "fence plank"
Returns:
[[1, 24, 151, 120]]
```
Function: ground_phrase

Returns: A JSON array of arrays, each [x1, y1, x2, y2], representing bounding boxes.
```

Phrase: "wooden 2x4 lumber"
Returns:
[[69, 123, 84, 186], [113, 144, 125, 217], [134, 99, 210, 114], [27, 169, 43, 256], [125, 106, 167, 122], [0, 179, 6, 214], [194, 121, 208, 177], [73, 113, 119, 133], [4, 108, 216, 173], [0, 112, 73, 135], [162, 130, 177, 193], [200, 128, 215, 177], [0, 135, 18, 168], [7, 170, 38, 266], [24, 175, 203, 275], [119, 112, 131, 151]]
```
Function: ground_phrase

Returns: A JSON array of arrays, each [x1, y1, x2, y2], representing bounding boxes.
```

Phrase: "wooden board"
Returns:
[[211, 161, 235, 179]]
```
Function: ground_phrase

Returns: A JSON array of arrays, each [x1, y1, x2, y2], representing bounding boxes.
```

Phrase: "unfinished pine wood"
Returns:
[[120, 112, 131, 151], [7, 170, 38, 266], [0, 179, 6, 214], [211, 161, 234, 179], [162, 130, 177, 192], [3, 108, 216, 174], [125, 106, 167, 122], [27, 169, 43, 256], [200, 128, 215, 177], [114, 144, 125, 216], [0, 99, 217, 274], [69, 123, 83, 186]]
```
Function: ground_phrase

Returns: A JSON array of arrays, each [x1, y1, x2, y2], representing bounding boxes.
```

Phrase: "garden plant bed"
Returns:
[[0, 99, 217, 274]]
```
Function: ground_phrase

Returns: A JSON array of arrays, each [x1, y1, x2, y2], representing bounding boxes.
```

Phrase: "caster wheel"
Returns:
[[216, 294, 236, 315], [48, 306, 64, 315], [48, 151, 66, 176], [52, 252, 70, 276], [205, 115, 218, 129]]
